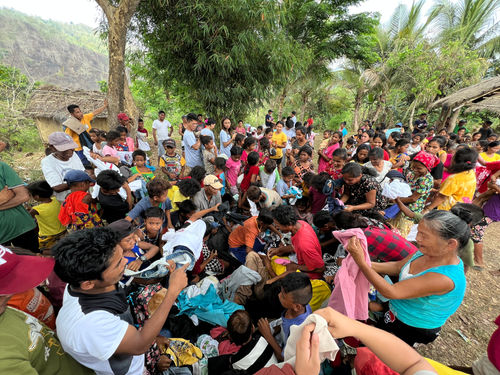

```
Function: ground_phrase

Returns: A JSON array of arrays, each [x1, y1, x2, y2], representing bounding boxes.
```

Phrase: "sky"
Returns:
[[0, 0, 442, 29]]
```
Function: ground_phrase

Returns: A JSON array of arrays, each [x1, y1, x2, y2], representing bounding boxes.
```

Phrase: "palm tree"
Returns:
[[430, 0, 500, 58]]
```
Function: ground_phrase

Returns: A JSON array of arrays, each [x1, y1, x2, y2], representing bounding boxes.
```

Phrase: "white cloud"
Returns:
[[0, 0, 102, 28]]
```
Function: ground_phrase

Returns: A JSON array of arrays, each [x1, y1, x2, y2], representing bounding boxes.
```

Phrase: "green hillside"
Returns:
[[0, 7, 108, 90]]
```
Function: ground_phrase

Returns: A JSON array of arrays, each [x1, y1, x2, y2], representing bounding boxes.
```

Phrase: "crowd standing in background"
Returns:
[[0, 104, 499, 375]]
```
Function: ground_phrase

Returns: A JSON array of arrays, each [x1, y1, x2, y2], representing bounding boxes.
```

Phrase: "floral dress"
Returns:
[[294, 160, 314, 180], [406, 172, 433, 214], [344, 175, 387, 215]]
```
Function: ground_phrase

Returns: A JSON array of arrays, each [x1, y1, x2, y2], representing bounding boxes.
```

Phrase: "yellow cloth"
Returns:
[[480, 152, 500, 162], [438, 170, 476, 210], [64, 113, 93, 151], [167, 184, 188, 211], [319, 139, 329, 150], [271, 132, 287, 159], [161, 338, 202, 366], [426, 358, 468, 374], [270, 256, 331, 311], [33, 197, 66, 236]]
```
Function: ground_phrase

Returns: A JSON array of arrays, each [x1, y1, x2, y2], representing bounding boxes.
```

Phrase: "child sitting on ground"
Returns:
[[208, 310, 280, 373], [130, 150, 156, 199], [95, 170, 133, 224], [214, 157, 227, 196], [276, 166, 300, 204], [259, 159, 280, 190], [257, 272, 313, 358], [159, 139, 185, 183], [58, 170, 102, 231], [108, 219, 160, 276], [126, 178, 173, 228], [138, 207, 164, 247], [27, 180, 67, 255], [89, 129, 104, 156], [201, 135, 217, 175]]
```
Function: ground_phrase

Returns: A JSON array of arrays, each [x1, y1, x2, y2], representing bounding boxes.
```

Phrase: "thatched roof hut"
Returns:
[[429, 76, 500, 130], [25, 86, 109, 142]]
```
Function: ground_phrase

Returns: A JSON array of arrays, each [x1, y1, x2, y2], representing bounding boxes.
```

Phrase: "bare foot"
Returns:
[[489, 269, 500, 276]]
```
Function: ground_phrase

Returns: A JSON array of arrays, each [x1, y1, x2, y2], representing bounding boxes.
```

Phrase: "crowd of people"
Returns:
[[0, 103, 499, 375]]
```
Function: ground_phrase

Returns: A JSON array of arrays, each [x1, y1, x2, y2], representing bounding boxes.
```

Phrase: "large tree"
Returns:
[[134, 0, 303, 121], [96, 0, 140, 128]]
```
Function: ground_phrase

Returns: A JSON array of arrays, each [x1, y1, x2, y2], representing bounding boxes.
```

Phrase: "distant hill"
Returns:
[[0, 8, 108, 90]]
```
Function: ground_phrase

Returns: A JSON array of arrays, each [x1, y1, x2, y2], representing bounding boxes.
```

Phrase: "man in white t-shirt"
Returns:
[[152, 110, 173, 160], [53, 227, 188, 375], [41, 132, 85, 202]]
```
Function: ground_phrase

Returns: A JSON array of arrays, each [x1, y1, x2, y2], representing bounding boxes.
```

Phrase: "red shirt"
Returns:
[[240, 165, 259, 192], [383, 149, 390, 161], [291, 220, 324, 279]]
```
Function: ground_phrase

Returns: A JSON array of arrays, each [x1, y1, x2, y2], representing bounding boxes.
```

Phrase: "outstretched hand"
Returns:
[[168, 263, 188, 295]]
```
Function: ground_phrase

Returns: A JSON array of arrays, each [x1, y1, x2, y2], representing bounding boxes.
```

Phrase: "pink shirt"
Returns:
[[102, 145, 118, 157], [226, 157, 241, 186], [291, 220, 324, 279]]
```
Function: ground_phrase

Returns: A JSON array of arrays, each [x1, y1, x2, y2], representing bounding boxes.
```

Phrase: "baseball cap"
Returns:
[[117, 112, 130, 122], [48, 132, 78, 151], [0, 245, 55, 294], [268, 109, 273, 113], [203, 175, 223, 190], [107, 219, 138, 240], [395, 122, 403, 127], [64, 170, 95, 184], [163, 139, 176, 148]]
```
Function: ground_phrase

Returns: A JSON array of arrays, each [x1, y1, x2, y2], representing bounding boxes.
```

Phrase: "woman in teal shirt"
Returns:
[[346, 208, 468, 346]]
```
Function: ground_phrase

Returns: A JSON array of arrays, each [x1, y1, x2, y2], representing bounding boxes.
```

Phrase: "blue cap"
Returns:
[[63, 169, 95, 184], [395, 122, 403, 127]]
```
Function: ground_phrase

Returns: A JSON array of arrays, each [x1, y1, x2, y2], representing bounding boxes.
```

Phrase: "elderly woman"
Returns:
[[340, 163, 388, 215], [345, 208, 468, 346]]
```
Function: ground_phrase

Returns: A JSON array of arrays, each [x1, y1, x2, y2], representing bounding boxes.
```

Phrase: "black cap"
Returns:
[[268, 109, 273, 113], [107, 219, 137, 240]]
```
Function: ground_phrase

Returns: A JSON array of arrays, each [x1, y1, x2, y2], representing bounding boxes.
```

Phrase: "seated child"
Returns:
[[96, 130, 121, 165], [95, 170, 133, 224], [27, 180, 67, 255], [126, 178, 173, 228], [89, 129, 104, 156], [201, 135, 217, 175], [214, 157, 227, 196], [138, 207, 164, 247], [58, 170, 102, 231], [108, 219, 160, 277], [130, 150, 156, 199], [115, 126, 135, 166], [259, 159, 280, 190], [159, 139, 185, 183], [245, 186, 283, 211], [276, 166, 299, 204], [208, 310, 279, 373]]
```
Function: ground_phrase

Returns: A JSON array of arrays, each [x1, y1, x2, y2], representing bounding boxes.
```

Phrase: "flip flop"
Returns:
[[472, 265, 484, 271]]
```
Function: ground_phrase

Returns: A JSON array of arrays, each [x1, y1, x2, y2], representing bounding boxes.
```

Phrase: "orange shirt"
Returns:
[[228, 216, 260, 249], [64, 113, 94, 151]]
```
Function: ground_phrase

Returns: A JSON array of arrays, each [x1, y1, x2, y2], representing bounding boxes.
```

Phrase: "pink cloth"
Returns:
[[318, 143, 340, 173], [102, 145, 118, 157], [225, 157, 241, 186], [328, 228, 371, 320], [210, 326, 241, 355]]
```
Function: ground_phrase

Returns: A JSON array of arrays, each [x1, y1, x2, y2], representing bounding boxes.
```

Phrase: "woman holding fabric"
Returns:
[[345, 208, 468, 346]]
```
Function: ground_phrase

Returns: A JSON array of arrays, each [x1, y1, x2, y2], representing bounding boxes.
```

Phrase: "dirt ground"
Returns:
[[9, 138, 500, 368]]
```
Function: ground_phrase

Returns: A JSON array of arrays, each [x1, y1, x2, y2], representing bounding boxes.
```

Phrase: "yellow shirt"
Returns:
[[34, 197, 66, 236], [480, 152, 500, 163], [167, 185, 188, 211], [271, 132, 287, 159], [64, 113, 94, 151], [438, 170, 476, 211]]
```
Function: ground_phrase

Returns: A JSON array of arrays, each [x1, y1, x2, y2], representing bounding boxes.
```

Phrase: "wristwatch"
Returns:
[[139, 255, 147, 262]]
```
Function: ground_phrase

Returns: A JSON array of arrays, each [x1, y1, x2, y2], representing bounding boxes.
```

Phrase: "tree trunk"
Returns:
[[372, 94, 385, 123], [408, 102, 416, 129], [278, 88, 286, 120], [96, 0, 140, 129], [353, 90, 363, 131], [446, 108, 461, 133]]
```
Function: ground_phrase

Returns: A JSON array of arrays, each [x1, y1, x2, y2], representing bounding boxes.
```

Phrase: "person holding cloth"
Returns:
[[64, 99, 108, 166]]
